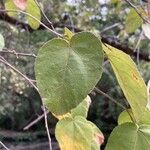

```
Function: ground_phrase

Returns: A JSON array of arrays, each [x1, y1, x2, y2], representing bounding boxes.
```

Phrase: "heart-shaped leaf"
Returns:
[[103, 44, 148, 123], [106, 123, 150, 150], [55, 116, 104, 150], [35, 32, 103, 115]]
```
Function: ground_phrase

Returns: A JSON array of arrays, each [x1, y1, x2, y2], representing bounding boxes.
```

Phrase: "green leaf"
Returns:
[[55, 116, 94, 150], [103, 45, 148, 123], [26, 0, 41, 29], [5, 0, 18, 17], [55, 116, 104, 150], [106, 123, 150, 150], [64, 27, 74, 42], [0, 34, 5, 50], [35, 32, 103, 115], [125, 8, 143, 33], [88, 121, 104, 150], [118, 109, 133, 125], [142, 23, 150, 39], [53, 95, 91, 120], [71, 95, 91, 118]]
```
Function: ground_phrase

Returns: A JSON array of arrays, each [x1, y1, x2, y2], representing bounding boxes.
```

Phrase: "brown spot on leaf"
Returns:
[[132, 72, 139, 82], [95, 133, 104, 145]]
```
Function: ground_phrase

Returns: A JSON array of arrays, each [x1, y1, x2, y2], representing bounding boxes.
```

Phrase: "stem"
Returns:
[[24, 110, 49, 130], [0, 9, 62, 37], [124, 0, 150, 24], [94, 87, 136, 123], [0, 141, 10, 150], [1, 49, 37, 58], [34, 0, 56, 32]]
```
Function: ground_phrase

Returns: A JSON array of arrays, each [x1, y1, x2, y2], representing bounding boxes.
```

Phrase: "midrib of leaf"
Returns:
[[133, 127, 138, 150], [139, 130, 150, 145]]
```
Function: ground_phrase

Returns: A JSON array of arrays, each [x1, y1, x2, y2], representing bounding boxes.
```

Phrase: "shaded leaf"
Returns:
[[26, 0, 41, 29], [106, 123, 150, 150], [125, 8, 143, 33], [103, 44, 148, 122], [0, 34, 5, 50], [35, 32, 103, 115]]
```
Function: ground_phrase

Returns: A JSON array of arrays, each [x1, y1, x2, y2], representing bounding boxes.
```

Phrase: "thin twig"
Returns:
[[43, 106, 52, 150], [0, 141, 10, 150], [24, 110, 49, 130], [124, 0, 150, 24], [134, 31, 143, 64], [0, 56, 38, 90], [0, 49, 37, 58], [101, 23, 121, 33], [34, 0, 56, 32], [0, 9, 62, 37], [94, 87, 136, 123]]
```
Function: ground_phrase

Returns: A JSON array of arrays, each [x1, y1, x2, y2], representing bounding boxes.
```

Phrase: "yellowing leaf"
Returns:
[[26, 0, 41, 29], [13, 0, 27, 10], [55, 116, 94, 150], [125, 8, 143, 33], [55, 116, 103, 150], [5, 0, 18, 17], [103, 45, 148, 123], [64, 27, 74, 42]]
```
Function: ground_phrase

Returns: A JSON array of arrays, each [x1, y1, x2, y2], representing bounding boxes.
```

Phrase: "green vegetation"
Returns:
[[0, 0, 150, 150]]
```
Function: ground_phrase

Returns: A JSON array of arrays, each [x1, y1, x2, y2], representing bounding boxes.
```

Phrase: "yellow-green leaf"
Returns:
[[26, 0, 41, 29], [55, 116, 104, 150], [125, 8, 143, 33], [55, 116, 94, 150], [118, 109, 133, 125], [103, 44, 148, 123], [5, 0, 18, 17], [64, 27, 74, 42]]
